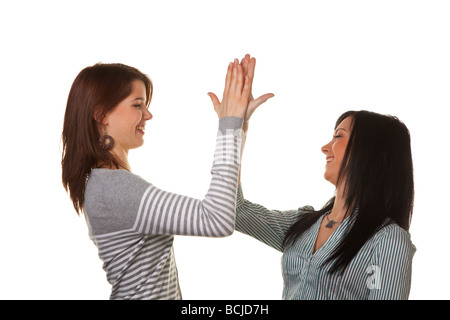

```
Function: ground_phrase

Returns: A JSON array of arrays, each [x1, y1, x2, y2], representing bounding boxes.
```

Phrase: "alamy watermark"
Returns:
[[216, 128, 243, 166], [366, 264, 381, 290]]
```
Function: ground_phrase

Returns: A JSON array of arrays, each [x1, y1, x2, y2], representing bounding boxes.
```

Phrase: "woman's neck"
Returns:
[[97, 148, 131, 171], [330, 186, 352, 221], [111, 146, 130, 171], [116, 158, 131, 171]]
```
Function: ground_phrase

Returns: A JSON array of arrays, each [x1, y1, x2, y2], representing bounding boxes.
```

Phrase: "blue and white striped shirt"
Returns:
[[235, 185, 416, 300]]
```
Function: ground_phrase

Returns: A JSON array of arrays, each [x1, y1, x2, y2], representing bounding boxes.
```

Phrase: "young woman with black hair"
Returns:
[[236, 109, 415, 299]]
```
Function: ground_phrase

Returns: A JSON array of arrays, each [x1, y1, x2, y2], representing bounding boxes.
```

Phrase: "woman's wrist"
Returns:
[[243, 120, 249, 132], [218, 116, 244, 133]]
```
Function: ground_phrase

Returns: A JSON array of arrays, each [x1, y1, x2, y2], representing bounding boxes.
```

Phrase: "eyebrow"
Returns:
[[334, 128, 347, 134], [132, 97, 149, 106]]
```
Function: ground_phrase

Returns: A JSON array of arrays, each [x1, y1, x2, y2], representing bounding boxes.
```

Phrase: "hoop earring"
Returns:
[[99, 126, 114, 150]]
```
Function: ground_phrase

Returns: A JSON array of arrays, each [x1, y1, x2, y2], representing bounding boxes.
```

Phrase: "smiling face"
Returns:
[[102, 80, 152, 154], [321, 116, 353, 186]]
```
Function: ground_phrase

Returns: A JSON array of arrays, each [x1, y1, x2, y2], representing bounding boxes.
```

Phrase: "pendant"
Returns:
[[325, 220, 335, 228]]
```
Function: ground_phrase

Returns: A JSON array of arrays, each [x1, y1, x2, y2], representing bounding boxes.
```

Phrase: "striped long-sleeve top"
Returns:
[[235, 185, 416, 300], [83, 117, 243, 300]]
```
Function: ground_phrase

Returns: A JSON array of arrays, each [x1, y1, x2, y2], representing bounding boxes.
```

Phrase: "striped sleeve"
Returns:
[[235, 185, 302, 252], [368, 224, 416, 300], [132, 116, 244, 237]]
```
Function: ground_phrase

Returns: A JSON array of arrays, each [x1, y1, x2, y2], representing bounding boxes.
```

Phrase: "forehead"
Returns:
[[130, 80, 146, 94], [128, 80, 147, 101], [335, 116, 353, 132]]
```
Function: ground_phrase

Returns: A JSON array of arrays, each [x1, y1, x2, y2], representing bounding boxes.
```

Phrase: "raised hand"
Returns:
[[239, 54, 274, 128], [208, 59, 251, 119]]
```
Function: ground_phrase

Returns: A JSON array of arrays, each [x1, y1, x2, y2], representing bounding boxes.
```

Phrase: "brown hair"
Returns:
[[61, 63, 153, 215]]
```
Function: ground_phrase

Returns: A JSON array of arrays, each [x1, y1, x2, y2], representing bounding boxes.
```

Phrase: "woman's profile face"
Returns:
[[321, 116, 352, 186], [102, 80, 152, 153]]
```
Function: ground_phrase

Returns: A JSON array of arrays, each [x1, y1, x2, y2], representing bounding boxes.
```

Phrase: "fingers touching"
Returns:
[[209, 54, 271, 120]]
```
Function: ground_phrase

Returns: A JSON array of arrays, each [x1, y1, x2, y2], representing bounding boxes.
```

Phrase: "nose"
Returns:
[[143, 107, 153, 121], [321, 141, 331, 155]]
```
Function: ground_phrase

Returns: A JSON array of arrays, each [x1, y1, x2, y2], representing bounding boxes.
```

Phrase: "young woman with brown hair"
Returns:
[[61, 57, 272, 299]]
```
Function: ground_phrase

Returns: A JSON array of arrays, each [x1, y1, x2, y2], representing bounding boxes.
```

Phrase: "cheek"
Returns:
[[332, 140, 348, 159], [131, 110, 144, 124], [119, 111, 141, 128], [108, 118, 136, 137]]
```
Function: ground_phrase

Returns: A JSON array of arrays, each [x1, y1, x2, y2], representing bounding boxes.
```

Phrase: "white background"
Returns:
[[0, 0, 449, 300]]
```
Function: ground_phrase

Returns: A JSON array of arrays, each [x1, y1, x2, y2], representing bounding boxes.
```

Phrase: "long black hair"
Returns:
[[283, 110, 414, 274]]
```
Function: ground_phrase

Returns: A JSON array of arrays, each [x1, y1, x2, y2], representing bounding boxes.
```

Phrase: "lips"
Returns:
[[136, 125, 145, 134], [326, 156, 334, 164]]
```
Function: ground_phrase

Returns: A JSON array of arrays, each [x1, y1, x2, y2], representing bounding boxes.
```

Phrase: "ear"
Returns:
[[93, 109, 109, 126]]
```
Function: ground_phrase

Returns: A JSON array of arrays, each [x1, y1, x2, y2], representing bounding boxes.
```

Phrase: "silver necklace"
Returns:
[[325, 212, 343, 229]]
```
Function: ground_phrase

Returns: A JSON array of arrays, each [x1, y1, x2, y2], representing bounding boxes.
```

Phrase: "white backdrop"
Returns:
[[1, 0, 449, 300]]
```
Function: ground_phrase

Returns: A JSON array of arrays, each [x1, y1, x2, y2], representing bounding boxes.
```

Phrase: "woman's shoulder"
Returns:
[[373, 220, 415, 251], [86, 169, 151, 205], [88, 168, 148, 186], [84, 169, 153, 234], [378, 220, 411, 236], [89, 167, 138, 178], [299, 205, 315, 212]]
